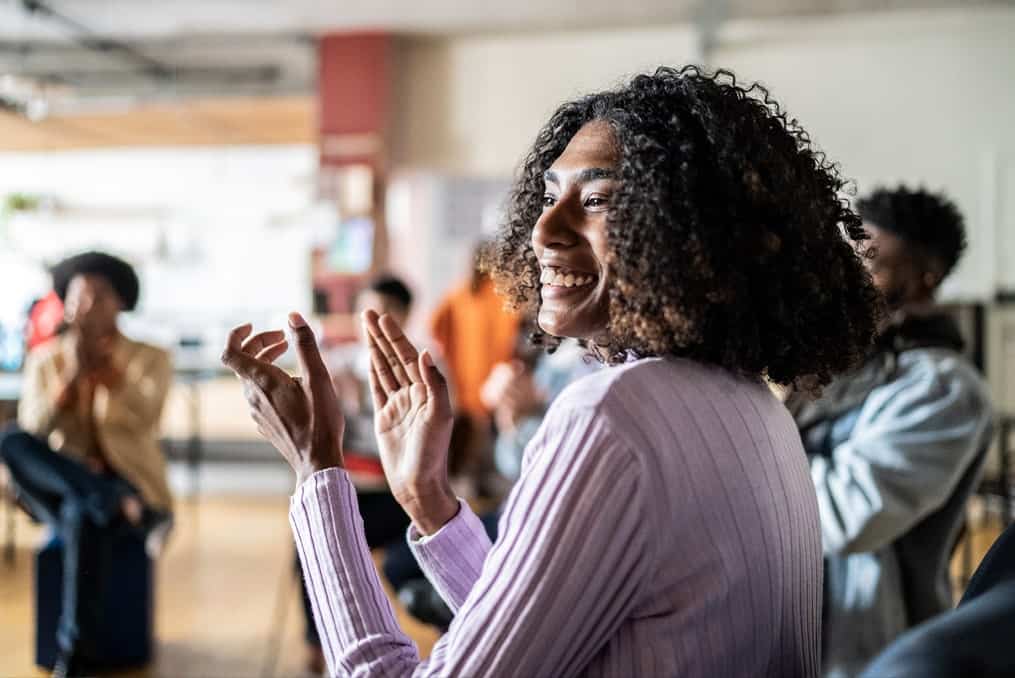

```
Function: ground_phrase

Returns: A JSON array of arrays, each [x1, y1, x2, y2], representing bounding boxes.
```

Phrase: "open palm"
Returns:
[[363, 310, 457, 534]]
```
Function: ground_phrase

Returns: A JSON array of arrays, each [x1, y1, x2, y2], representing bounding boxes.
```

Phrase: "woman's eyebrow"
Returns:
[[543, 167, 617, 186]]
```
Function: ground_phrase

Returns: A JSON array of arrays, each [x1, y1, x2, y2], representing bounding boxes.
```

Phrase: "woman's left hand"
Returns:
[[221, 312, 344, 484]]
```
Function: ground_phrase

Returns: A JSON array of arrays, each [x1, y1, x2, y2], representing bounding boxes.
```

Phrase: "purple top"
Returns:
[[290, 358, 822, 677]]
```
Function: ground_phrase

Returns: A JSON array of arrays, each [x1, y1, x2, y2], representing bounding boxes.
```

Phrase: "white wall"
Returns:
[[391, 7, 1015, 301], [391, 26, 698, 176]]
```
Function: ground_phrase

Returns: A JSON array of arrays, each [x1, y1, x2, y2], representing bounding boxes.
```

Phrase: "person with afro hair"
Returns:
[[223, 66, 882, 677], [789, 186, 994, 676], [0, 251, 173, 676]]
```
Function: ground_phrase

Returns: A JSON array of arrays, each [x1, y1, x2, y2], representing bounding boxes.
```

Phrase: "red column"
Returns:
[[317, 32, 390, 170]]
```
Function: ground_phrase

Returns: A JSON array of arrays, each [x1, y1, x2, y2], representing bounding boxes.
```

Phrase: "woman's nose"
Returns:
[[532, 198, 579, 252]]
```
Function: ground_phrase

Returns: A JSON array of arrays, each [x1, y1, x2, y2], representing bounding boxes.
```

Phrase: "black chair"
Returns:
[[894, 431, 992, 625], [861, 521, 1015, 677], [35, 530, 155, 672]]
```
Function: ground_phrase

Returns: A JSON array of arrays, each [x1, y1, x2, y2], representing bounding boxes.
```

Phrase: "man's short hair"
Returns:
[[52, 251, 140, 311], [857, 186, 967, 278], [364, 275, 413, 312]]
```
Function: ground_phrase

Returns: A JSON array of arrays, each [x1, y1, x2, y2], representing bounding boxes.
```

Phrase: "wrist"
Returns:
[[295, 445, 345, 486], [399, 482, 459, 536], [295, 460, 342, 487]]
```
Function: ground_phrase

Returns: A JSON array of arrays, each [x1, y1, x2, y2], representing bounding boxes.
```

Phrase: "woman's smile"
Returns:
[[540, 265, 598, 300]]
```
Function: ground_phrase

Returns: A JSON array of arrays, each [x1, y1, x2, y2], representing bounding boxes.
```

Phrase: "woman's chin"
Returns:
[[536, 310, 570, 339], [537, 310, 593, 341], [537, 292, 609, 340]]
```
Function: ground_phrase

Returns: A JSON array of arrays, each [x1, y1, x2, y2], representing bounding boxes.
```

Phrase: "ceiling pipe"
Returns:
[[20, 0, 175, 81]]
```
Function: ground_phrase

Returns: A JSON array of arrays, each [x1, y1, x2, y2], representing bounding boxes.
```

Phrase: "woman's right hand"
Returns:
[[362, 310, 458, 535]]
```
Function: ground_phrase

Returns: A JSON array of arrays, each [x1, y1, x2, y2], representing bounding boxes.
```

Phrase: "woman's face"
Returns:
[[532, 120, 617, 341], [64, 273, 121, 335]]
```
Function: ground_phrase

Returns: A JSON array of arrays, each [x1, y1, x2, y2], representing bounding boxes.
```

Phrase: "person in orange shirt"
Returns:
[[429, 253, 520, 424]]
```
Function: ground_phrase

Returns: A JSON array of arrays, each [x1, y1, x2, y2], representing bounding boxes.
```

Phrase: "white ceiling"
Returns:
[[0, 0, 1008, 40], [0, 0, 1007, 108]]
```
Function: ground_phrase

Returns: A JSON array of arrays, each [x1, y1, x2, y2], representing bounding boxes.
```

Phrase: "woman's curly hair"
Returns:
[[482, 65, 882, 388]]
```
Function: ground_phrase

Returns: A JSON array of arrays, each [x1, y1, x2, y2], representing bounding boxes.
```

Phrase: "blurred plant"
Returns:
[[3, 192, 41, 217], [0, 193, 42, 242]]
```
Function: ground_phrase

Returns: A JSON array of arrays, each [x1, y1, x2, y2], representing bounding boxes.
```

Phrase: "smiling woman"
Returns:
[[485, 65, 881, 388], [225, 65, 881, 678]]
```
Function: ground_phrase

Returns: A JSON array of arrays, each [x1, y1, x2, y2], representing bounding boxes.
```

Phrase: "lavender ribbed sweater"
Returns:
[[290, 358, 822, 677]]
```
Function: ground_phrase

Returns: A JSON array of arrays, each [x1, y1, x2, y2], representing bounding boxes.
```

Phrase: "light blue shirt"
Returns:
[[812, 348, 993, 677]]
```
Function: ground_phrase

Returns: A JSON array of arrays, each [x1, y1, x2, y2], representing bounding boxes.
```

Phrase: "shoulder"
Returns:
[[860, 348, 993, 430], [553, 356, 747, 416], [21, 337, 63, 381], [544, 357, 747, 454], [893, 348, 990, 407], [27, 335, 65, 364], [530, 361, 665, 471]]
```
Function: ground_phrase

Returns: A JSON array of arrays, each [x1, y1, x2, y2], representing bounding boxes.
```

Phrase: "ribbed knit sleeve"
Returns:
[[407, 500, 491, 613], [290, 403, 648, 677]]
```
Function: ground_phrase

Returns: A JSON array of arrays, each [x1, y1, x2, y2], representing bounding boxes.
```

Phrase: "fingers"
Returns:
[[363, 310, 411, 388], [241, 330, 285, 357], [367, 359, 388, 410], [367, 327, 400, 395], [221, 324, 285, 392], [256, 340, 289, 364], [287, 312, 332, 402], [378, 313, 422, 384], [363, 310, 403, 393], [221, 323, 259, 377], [418, 349, 449, 404]]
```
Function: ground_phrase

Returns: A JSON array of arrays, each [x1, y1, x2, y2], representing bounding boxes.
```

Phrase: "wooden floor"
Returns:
[[0, 495, 1005, 678], [0, 496, 439, 678]]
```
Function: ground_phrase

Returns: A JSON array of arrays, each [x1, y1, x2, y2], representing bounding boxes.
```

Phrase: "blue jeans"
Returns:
[[0, 425, 157, 656]]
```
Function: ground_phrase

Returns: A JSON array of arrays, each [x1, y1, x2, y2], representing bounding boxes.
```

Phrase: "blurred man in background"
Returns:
[[0, 251, 173, 677], [481, 335, 598, 485], [789, 187, 994, 677]]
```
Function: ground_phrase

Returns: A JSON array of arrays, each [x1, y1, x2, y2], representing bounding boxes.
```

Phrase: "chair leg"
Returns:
[[3, 473, 15, 566], [1001, 419, 1012, 527], [961, 517, 974, 587]]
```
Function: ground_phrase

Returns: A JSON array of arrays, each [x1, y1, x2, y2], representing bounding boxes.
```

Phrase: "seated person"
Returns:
[[788, 187, 994, 677], [861, 520, 1015, 678], [297, 274, 416, 674], [0, 251, 173, 676], [483, 337, 599, 484]]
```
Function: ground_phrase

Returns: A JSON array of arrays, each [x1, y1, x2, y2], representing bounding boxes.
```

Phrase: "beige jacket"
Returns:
[[18, 333, 174, 511]]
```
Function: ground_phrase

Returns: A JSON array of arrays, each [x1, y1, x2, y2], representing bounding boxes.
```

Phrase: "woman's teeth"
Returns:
[[540, 268, 595, 288]]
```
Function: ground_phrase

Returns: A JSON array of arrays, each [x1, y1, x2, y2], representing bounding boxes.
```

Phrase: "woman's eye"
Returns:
[[542, 195, 557, 208], [585, 195, 609, 208]]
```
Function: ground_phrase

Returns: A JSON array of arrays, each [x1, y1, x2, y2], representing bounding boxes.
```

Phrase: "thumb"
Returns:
[[419, 349, 449, 406], [288, 312, 331, 400]]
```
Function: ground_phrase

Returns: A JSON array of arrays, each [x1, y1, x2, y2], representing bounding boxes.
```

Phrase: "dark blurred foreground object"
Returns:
[[861, 521, 1015, 678], [397, 579, 454, 630], [36, 531, 154, 674]]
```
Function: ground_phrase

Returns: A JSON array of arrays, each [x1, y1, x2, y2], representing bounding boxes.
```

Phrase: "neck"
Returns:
[[883, 295, 938, 329], [80, 324, 120, 341]]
